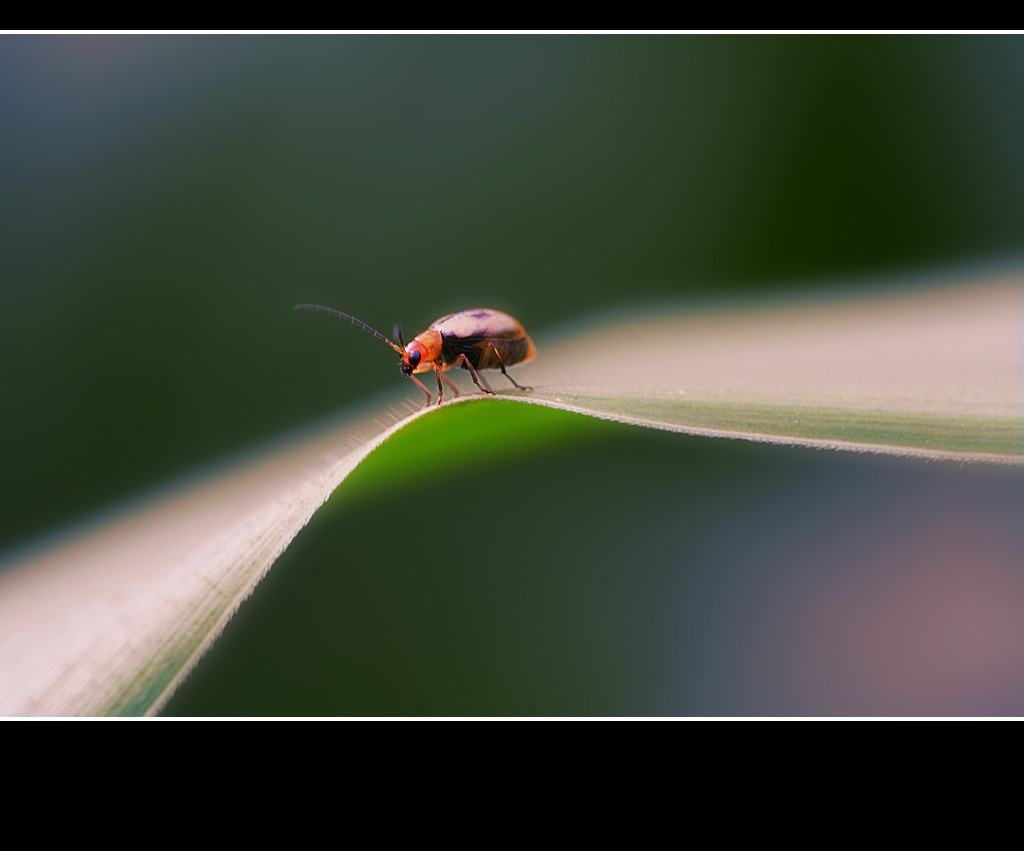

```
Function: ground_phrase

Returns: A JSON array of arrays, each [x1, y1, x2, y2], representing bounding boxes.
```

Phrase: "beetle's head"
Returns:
[[400, 348, 420, 376], [400, 340, 430, 375]]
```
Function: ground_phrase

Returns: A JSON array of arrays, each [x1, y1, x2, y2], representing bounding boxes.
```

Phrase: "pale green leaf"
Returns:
[[0, 270, 1018, 715], [523, 274, 1020, 462]]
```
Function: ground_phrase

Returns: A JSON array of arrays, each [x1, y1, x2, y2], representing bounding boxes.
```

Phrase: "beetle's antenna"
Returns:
[[295, 304, 404, 354], [394, 323, 406, 348]]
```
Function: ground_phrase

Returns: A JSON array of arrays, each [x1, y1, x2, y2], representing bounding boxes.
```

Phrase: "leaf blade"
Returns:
[[0, 270, 1018, 715]]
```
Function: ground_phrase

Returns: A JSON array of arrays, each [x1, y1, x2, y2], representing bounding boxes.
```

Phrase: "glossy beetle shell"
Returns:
[[408, 309, 536, 374]]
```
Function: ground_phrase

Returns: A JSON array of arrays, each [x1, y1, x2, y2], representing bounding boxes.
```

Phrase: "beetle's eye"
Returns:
[[408, 350, 421, 368]]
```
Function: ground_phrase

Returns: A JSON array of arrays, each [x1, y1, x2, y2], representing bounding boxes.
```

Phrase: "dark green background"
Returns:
[[1, 35, 1021, 715]]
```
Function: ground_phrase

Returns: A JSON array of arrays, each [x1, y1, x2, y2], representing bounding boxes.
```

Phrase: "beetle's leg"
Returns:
[[434, 364, 445, 405], [487, 345, 532, 392], [440, 372, 460, 397], [409, 373, 432, 407], [456, 354, 496, 396]]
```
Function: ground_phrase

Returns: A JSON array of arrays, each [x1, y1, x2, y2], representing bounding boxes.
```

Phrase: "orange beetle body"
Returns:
[[296, 304, 535, 406]]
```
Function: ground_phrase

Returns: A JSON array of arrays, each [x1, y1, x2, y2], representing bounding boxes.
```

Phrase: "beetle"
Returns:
[[295, 304, 536, 406]]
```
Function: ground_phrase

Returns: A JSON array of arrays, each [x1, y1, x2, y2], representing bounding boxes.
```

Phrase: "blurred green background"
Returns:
[[1, 35, 1021, 715]]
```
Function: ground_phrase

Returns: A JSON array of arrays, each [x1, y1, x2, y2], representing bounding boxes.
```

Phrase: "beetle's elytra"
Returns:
[[296, 305, 536, 406]]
